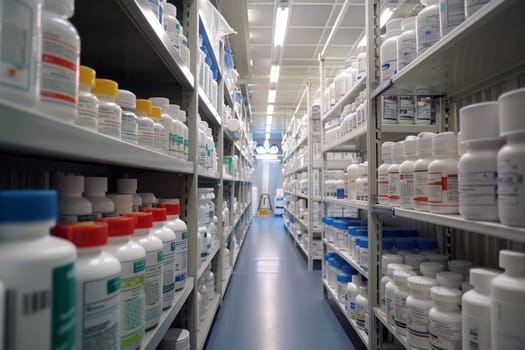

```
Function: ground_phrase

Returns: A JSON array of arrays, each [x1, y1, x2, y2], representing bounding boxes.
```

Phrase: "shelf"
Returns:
[[199, 88, 221, 127], [0, 99, 194, 173], [142, 277, 194, 350], [197, 293, 221, 350], [322, 127, 367, 152], [322, 77, 366, 121], [323, 279, 369, 347], [323, 198, 368, 211], [223, 216, 253, 296], [284, 165, 308, 177], [283, 135, 308, 162], [197, 243, 220, 280], [73, 0, 194, 92], [374, 308, 412, 350], [373, 205, 525, 243], [323, 239, 368, 278], [198, 170, 221, 180], [371, 0, 525, 98], [198, 13, 222, 81], [224, 84, 235, 108], [283, 191, 308, 200], [380, 124, 438, 138]]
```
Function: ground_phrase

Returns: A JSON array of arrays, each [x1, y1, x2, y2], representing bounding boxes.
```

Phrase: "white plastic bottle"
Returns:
[[393, 269, 418, 335], [101, 216, 146, 350], [136, 99, 155, 149], [40, 0, 80, 121], [439, 0, 465, 37], [465, 0, 490, 17], [143, 208, 176, 310], [383, 95, 399, 124], [163, 3, 180, 51], [417, 0, 441, 55], [491, 250, 525, 349], [378, 142, 395, 204], [117, 178, 143, 211], [149, 106, 167, 152], [0, 190, 76, 350], [400, 136, 418, 209], [406, 276, 437, 349], [404, 254, 427, 273], [462, 268, 498, 350], [386, 263, 414, 325], [355, 162, 369, 201], [159, 328, 190, 350], [207, 269, 216, 301], [347, 274, 362, 319], [84, 177, 115, 219], [179, 110, 189, 159], [107, 194, 133, 215], [117, 89, 139, 144], [388, 141, 405, 207], [125, 212, 163, 330], [420, 261, 446, 278], [158, 202, 188, 290], [380, 255, 404, 312], [355, 284, 369, 332], [397, 17, 417, 71], [436, 271, 463, 289], [149, 97, 173, 155], [199, 226, 208, 262], [55, 174, 93, 223], [93, 79, 122, 138], [53, 222, 121, 350], [139, 192, 158, 209], [347, 158, 361, 200], [380, 18, 403, 82], [428, 132, 459, 214], [76, 65, 99, 130], [168, 104, 185, 158], [429, 287, 462, 350], [399, 95, 415, 124], [414, 132, 437, 211]]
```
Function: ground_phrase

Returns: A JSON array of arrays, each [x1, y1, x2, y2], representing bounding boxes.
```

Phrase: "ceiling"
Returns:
[[219, 0, 367, 142]]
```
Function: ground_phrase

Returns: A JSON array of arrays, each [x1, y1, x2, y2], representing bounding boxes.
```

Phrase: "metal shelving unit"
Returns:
[[323, 239, 368, 278], [196, 294, 221, 350]]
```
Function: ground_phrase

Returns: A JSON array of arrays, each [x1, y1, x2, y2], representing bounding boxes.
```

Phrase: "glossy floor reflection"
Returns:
[[205, 216, 356, 350]]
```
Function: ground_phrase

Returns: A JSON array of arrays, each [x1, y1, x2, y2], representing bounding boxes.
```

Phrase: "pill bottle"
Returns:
[[400, 136, 418, 209], [139, 0, 163, 23], [388, 141, 405, 207], [462, 268, 498, 350], [347, 158, 361, 200], [117, 178, 143, 211], [380, 255, 404, 312], [413, 132, 436, 211], [425, 253, 449, 265], [52, 221, 121, 350], [139, 192, 158, 209], [458, 102, 502, 221], [355, 284, 369, 332], [168, 104, 184, 158], [0, 0, 41, 106], [428, 132, 459, 214], [439, 0, 465, 37], [337, 273, 351, 303], [415, 96, 434, 124], [100, 216, 146, 350], [420, 261, 445, 278], [124, 212, 163, 330], [207, 269, 215, 301], [196, 290, 201, 330], [417, 0, 440, 55], [76, 66, 99, 130], [84, 177, 115, 219], [436, 271, 463, 289], [448, 260, 472, 280], [179, 110, 189, 159], [198, 281, 208, 316], [0, 190, 76, 349], [394, 269, 418, 335], [497, 88, 525, 226], [199, 226, 208, 262], [357, 237, 369, 272], [149, 106, 167, 152], [383, 95, 399, 124], [107, 194, 133, 215], [491, 250, 525, 349], [159, 328, 190, 350], [55, 174, 93, 223], [117, 90, 138, 144], [386, 263, 414, 324], [429, 287, 462, 350], [378, 142, 395, 204], [93, 79, 121, 138], [399, 95, 415, 124], [380, 18, 403, 82], [149, 97, 173, 155], [355, 162, 369, 201], [397, 17, 417, 71], [163, 3, 181, 51], [404, 254, 427, 273], [406, 275, 437, 349], [158, 202, 188, 290], [136, 99, 155, 149], [347, 274, 362, 319], [465, 0, 490, 17]]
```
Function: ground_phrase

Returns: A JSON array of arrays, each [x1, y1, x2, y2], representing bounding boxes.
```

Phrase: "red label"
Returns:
[[442, 176, 448, 191], [42, 54, 77, 71], [41, 91, 76, 104]]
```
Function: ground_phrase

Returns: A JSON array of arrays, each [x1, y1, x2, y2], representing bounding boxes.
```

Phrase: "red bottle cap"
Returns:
[[157, 202, 180, 216], [142, 207, 167, 222], [97, 216, 135, 237], [52, 221, 108, 248], [124, 212, 153, 229]]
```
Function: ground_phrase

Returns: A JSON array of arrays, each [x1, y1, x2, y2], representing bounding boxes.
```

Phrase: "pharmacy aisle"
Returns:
[[205, 216, 358, 350]]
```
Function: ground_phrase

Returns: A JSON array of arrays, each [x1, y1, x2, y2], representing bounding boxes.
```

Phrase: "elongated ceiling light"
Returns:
[[270, 65, 280, 83], [265, 124, 272, 133], [273, 6, 289, 47], [268, 89, 277, 103], [266, 115, 273, 125], [380, 8, 393, 27], [265, 132, 271, 140], [267, 104, 274, 115]]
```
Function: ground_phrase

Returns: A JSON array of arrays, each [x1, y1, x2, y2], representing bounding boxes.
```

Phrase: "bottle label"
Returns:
[[355, 303, 367, 329], [398, 35, 417, 69], [378, 173, 389, 202], [399, 96, 415, 120], [381, 59, 397, 81], [138, 121, 155, 148], [459, 170, 497, 207], [414, 169, 429, 207], [144, 250, 162, 326], [394, 295, 408, 329], [386, 293, 395, 325], [119, 259, 145, 349], [417, 14, 440, 52], [360, 249, 369, 272], [416, 97, 433, 121], [463, 314, 490, 350], [82, 274, 121, 349], [58, 214, 93, 224], [154, 126, 167, 151], [440, 0, 465, 34], [98, 105, 121, 138], [175, 233, 188, 283], [429, 318, 461, 350], [492, 298, 525, 349], [161, 240, 176, 306], [383, 96, 398, 121], [400, 171, 415, 206], [92, 211, 116, 220], [497, 158, 525, 207], [407, 303, 433, 348], [41, 30, 78, 109], [77, 95, 98, 128], [388, 172, 400, 202], [428, 171, 459, 208], [52, 262, 76, 349], [121, 113, 138, 143]]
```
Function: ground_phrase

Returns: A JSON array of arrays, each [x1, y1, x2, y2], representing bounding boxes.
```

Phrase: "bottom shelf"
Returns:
[[322, 279, 369, 347], [284, 223, 322, 260], [222, 216, 253, 296], [374, 307, 413, 350], [197, 293, 221, 350]]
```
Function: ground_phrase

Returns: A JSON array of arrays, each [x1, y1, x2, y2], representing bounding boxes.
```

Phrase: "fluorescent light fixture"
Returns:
[[265, 132, 270, 140], [268, 89, 277, 103], [250, 59, 254, 66], [380, 8, 393, 27], [273, 7, 289, 47], [265, 124, 271, 133], [266, 115, 273, 125], [267, 104, 274, 115], [358, 35, 367, 47], [270, 65, 280, 83]]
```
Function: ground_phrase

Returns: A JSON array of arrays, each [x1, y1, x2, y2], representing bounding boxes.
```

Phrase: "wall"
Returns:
[[252, 159, 283, 212]]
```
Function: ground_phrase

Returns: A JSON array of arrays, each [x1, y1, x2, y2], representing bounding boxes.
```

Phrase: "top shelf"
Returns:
[[372, 0, 525, 98], [322, 78, 366, 121]]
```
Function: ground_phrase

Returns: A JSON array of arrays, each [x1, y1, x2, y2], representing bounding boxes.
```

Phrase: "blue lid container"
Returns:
[[0, 190, 57, 223], [382, 238, 395, 250], [403, 229, 418, 237], [342, 265, 357, 275], [357, 237, 369, 248], [337, 273, 352, 283], [417, 238, 438, 250], [395, 238, 417, 250], [383, 228, 404, 238]]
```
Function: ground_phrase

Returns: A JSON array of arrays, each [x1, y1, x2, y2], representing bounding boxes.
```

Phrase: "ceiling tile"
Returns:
[[282, 45, 317, 59], [249, 27, 272, 44], [285, 27, 324, 45], [331, 28, 362, 45], [247, 5, 274, 27], [288, 5, 333, 27], [342, 5, 366, 27]]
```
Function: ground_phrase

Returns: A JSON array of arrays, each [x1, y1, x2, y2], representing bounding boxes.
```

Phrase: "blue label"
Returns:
[[336, 188, 345, 199]]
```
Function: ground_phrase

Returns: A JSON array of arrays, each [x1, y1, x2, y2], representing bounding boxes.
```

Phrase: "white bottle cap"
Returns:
[[164, 3, 177, 18], [416, 132, 436, 157], [468, 268, 498, 295], [403, 135, 418, 157], [394, 269, 417, 285], [432, 132, 457, 157], [401, 16, 416, 31], [138, 192, 158, 205], [382, 254, 404, 274], [168, 104, 180, 119], [431, 286, 461, 304], [56, 175, 84, 193], [459, 102, 500, 142], [499, 250, 525, 274], [84, 177, 108, 194], [159, 198, 180, 205], [386, 18, 403, 35], [404, 254, 427, 271], [448, 260, 472, 277], [436, 271, 464, 289], [387, 263, 413, 278], [180, 110, 187, 122], [408, 276, 437, 292], [425, 253, 449, 264], [391, 141, 405, 163], [117, 90, 136, 110], [498, 87, 525, 137], [149, 97, 170, 109], [420, 262, 445, 276], [107, 194, 133, 211], [381, 141, 395, 161], [116, 178, 138, 194]]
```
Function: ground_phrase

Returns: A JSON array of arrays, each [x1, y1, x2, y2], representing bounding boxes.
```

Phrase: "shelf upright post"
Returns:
[[217, 40, 226, 300], [306, 81, 313, 271], [318, 55, 327, 294]]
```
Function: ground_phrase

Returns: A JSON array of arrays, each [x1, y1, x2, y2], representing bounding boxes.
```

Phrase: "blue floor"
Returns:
[[205, 216, 356, 350]]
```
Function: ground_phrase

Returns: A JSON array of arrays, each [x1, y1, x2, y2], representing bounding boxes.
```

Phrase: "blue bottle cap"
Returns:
[[395, 238, 417, 250], [417, 238, 438, 250], [0, 190, 57, 223]]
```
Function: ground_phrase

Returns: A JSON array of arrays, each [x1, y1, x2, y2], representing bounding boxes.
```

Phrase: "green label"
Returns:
[[121, 329, 145, 348], [52, 262, 76, 349], [157, 251, 163, 262], [78, 214, 93, 222], [171, 242, 176, 251], [107, 276, 121, 294], [133, 259, 146, 273], [183, 231, 188, 239], [163, 283, 175, 293], [122, 275, 145, 289], [102, 211, 116, 218]]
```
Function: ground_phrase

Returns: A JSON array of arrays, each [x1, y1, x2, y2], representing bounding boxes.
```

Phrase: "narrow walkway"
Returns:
[[205, 216, 356, 350]]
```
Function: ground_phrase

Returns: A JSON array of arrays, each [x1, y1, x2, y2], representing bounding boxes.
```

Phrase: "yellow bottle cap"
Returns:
[[149, 106, 162, 119], [92, 79, 118, 98], [136, 99, 152, 114], [79, 66, 96, 86]]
